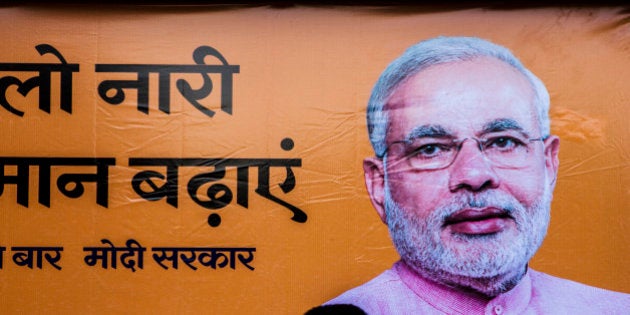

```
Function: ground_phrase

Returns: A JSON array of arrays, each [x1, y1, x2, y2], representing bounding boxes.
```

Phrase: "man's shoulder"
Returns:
[[529, 269, 630, 312], [324, 265, 432, 313], [529, 269, 630, 297], [325, 267, 403, 304]]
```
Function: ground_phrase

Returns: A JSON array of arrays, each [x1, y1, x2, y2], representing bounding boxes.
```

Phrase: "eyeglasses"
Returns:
[[383, 133, 546, 170]]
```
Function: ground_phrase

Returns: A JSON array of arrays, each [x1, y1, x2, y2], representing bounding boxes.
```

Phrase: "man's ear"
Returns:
[[363, 157, 387, 224], [544, 135, 560, 189]]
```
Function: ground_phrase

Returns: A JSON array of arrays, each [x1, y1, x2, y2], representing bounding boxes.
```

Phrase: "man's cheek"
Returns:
[[391, 178, 445, 209], [499, 168, 544, 199]]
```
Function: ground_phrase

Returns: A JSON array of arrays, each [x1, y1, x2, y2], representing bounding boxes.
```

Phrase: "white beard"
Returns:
[[384, 178, 552, 296]]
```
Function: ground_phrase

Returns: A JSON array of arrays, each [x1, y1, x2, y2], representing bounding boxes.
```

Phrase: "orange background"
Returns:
[[0, 5, 628, 314]]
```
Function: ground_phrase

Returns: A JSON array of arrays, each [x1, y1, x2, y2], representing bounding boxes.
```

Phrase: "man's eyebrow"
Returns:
[[481, 119, 530, 136], [405, 125, 452, 141]]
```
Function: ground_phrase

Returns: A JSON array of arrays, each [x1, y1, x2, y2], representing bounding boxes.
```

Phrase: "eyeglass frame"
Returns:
[[380, 134, 548, 171]]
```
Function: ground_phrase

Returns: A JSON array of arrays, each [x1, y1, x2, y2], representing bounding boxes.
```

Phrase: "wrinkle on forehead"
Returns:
[[382, 58, 541, 142], [384, 56, 536, 108]]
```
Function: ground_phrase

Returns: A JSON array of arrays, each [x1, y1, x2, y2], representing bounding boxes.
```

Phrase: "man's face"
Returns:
[[364, 57, 560, 295]]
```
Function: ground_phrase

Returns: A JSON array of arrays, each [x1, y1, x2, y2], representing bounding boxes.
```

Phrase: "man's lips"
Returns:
[[443, 208, 513, 235]]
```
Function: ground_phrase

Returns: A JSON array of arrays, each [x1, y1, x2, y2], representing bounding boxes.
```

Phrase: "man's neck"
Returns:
[[401, 259, 528, 298]]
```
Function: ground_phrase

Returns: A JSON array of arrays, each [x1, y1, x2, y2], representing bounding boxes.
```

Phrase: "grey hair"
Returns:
[[367, 36, 550, 158]]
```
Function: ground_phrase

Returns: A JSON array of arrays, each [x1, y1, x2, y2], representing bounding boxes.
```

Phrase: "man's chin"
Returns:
[[444, 241, 527, 277]]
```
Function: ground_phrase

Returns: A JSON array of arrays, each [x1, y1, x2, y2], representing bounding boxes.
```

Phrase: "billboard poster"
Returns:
[[0, 4, 628, 313]]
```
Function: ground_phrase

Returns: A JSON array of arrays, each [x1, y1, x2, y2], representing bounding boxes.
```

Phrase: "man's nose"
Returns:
[[448, 140, 500, 192]]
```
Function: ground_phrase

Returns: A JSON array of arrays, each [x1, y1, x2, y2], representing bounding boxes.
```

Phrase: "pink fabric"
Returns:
[[325, 261, 630, 314]]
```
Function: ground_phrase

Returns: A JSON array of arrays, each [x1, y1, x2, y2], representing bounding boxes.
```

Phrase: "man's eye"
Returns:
[[486, 136, 523, 150], [410, 143, 450, 158]]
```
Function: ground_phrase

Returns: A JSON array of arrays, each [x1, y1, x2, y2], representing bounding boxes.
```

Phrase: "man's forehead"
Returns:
[[384, 57, 534, 104], [382, 57, 539, 140]]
